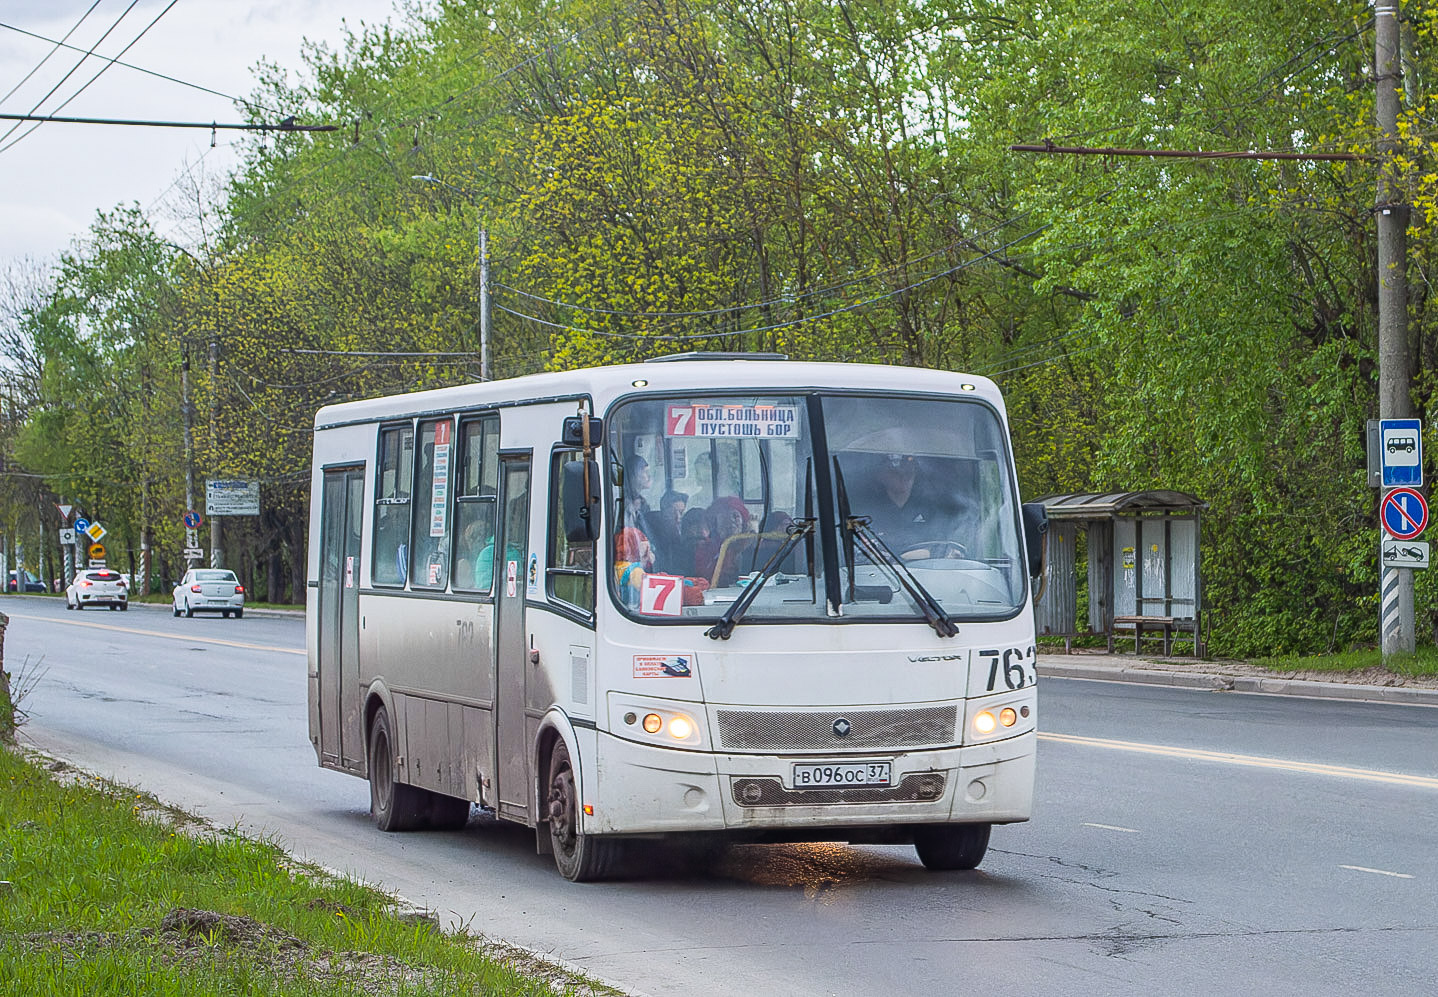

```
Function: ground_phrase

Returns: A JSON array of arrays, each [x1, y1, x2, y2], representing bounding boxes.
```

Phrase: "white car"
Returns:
[[172, 568, 246, 619], [65, 569, 129, 610]]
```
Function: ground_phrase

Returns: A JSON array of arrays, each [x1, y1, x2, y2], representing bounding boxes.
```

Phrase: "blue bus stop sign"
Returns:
[[1380, 418, 1423, 487]]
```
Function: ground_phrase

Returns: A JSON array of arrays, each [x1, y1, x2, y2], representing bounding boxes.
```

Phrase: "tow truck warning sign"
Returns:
[[666, 404, 799, 438]]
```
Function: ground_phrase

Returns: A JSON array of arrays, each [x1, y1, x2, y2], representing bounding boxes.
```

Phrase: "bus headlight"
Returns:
[[966, 696, 1034, 743], [611, 695, 706, 749]]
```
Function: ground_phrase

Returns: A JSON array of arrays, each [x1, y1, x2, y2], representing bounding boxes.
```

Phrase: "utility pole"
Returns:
[[1376, 1, 1414, 657], [208, 335, 223, 569], [182, 347, 197, 568], [479, 224, 491, 382]]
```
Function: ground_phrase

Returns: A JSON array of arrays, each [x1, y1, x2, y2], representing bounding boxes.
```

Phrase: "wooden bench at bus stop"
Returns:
[[1110, 614, 1179, 655]]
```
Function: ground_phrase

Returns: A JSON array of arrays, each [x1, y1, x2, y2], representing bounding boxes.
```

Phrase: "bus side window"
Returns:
[[548, 448, 595, 612], [372, 423, 414, 586], [410, 418, 454, 590], [453, 416, 500, 592]]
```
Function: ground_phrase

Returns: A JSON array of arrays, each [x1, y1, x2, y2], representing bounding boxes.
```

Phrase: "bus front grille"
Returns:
[[714, 706, 958, 752], [731, 773, 947, 807]]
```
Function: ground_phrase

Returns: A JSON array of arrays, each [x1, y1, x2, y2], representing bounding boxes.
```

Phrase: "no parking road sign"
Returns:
[[1381, 487, 1429, 540]]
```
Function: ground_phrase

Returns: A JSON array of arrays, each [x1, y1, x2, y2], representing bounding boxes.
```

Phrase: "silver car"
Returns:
[[172, 569, 246, 619], [65, 569, 129, 610]]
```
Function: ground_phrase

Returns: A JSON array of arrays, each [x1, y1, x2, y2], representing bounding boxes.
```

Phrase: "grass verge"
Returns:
[[1250, 645, 1438, 678], [0, 747, 615, 996]]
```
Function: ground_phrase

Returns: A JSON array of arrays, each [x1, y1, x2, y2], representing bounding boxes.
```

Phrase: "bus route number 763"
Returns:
[[980, 646, 1037, 692]]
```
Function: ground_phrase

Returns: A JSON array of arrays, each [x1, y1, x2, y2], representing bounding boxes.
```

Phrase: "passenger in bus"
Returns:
[[672, 506, 713, 576], [622, 455, 663, 558], [754, 511, 796, 572], [456, 519, 494, 590], [694, 496, 753, 584], [614, 527, 708, 609], [650, 489, 688, 571]]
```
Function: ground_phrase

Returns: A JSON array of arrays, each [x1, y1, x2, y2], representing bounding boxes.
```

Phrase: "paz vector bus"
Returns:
[[306, 355, 1048, 881]]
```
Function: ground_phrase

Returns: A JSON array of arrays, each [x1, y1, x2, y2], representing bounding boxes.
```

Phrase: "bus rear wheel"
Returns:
[[914, 823, 991, 871], [546, 740, 623, 882], [426, 794, 471, 831], [368, 707, 427, 832]]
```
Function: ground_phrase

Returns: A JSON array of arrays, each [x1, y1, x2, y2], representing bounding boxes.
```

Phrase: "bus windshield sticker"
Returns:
[[506, 559, 517, 597], [640, 573, 686, 616], [429, 420, 451, 537], [633, 654, 693, 678], [666, 404, 800, 438], [527, 552, 541, 598]]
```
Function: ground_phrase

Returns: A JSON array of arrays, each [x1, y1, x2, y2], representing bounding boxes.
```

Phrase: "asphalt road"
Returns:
[[4, 595, 1436, 996]]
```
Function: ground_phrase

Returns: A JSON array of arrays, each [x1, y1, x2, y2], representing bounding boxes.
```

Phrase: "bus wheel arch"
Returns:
[[534, 726, 562, 856], [365, 693, 427, 832]]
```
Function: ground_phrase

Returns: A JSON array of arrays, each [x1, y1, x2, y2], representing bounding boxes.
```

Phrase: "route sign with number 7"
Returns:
[[641, 573, 684, 616]]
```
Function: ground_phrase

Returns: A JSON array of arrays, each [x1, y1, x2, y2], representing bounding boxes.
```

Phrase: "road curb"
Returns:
[[126, 600, 304, 619], [1038, 660, 1438, 706]]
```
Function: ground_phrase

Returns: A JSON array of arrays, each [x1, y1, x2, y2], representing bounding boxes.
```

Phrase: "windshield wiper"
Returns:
[[846, 516, 959, 638], [705, 518, 816, 640]]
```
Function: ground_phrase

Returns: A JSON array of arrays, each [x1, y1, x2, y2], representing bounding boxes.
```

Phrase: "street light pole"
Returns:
[[412, 175, 490, 381]]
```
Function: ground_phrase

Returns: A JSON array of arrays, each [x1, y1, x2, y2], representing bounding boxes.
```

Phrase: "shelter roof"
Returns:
[[1034, 490, 1207, 519]]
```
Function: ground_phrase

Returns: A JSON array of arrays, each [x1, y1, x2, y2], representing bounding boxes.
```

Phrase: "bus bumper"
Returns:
[[588, 730, 1034, 835]]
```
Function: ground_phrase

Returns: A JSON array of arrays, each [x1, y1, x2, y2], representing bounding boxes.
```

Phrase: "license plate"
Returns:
[[792, 761, 891, 789]]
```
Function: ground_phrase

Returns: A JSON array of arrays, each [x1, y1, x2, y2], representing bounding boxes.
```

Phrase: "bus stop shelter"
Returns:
[[1033, 490, 1207, 657]]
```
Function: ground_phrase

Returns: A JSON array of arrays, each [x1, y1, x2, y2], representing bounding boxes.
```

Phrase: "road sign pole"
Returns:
[[1379, 484, 1426, 657], [1381, 565, 1414, 654]]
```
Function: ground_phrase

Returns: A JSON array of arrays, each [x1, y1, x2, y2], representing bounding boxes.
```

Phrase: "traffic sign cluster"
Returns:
[[1378, 420, 1429, 570]]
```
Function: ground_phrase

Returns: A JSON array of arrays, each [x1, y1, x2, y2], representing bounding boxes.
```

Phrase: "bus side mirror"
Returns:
[[1022, 503, 1049, 578], [562, 416, 603, 447], [563, 459, 601, 542]]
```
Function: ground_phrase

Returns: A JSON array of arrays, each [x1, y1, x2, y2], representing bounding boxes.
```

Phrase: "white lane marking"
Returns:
[[1040, 731, 1438, 790], [3, 611, 304, 656], [1340, 865, 1414, 879], [1083, 822, 1139, 833]]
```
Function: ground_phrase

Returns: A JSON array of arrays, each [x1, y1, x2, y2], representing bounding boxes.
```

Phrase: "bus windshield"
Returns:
[[608, 392, 1025, 624], [827, 395, 1025, 620], [608, 395, 823, 621]]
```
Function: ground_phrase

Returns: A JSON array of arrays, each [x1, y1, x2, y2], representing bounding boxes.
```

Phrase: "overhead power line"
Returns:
[[0, 112, 336, 132], [0, 2, 104, 107], [0, 19, 274, 114], [0, 0, 145, 150], [0, 0, 180, 156], [1012, 141, 1368, 162]]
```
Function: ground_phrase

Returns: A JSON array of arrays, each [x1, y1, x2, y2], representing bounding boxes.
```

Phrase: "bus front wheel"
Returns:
[[546, 740, 624, 882], [914, 823, 991, 871], [368, 707, 427, 832]]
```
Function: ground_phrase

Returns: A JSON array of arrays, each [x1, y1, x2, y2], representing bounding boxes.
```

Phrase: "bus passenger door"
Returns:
[[318, 465, 365, 772], [494, 455, 532, 820]]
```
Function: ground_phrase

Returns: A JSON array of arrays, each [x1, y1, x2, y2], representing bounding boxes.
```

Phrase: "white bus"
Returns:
[[307, 355, 1048, 881]]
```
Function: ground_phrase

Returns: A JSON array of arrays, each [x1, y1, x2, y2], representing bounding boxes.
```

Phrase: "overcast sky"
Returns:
[[0, 0, 402, 271]]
